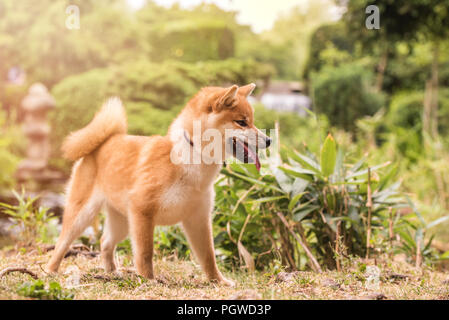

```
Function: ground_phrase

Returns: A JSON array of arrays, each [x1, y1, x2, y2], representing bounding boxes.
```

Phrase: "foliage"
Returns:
[[355, 106, 449, 243], [253, 104, 330, 154], [311, 62, 385, 132], [148, 19, 235, 62], [0, 0, 147, 87], [388, 89, 449, 135], [154, 226, 190, 258], [137, 2, 241, 62], [399, 137, 449, 237], [213, 134, 404, 270], [17, 279, 73, 300], [339, 0, 449, 48], [260, 0, 339, 79], [303, 22, 356, 78], [375, 89, 449, 163], [0, 110, 21, 189], [0, 190, 58, 245], [395, 196, 449, 264]]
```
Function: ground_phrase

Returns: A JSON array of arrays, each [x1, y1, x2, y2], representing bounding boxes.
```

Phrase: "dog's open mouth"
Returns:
[[229, 137, 261, 171]]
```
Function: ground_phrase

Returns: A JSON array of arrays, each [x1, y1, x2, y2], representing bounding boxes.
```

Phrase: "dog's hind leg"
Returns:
[[45, 156, 103, 273], [101, 204, 129, 272]]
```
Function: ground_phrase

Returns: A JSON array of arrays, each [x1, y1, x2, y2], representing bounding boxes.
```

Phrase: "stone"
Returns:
[[321, 278, 341, 289], [16, 83, 64, 188], [229, 290, 262, 300], [275, 271, 299, 283]]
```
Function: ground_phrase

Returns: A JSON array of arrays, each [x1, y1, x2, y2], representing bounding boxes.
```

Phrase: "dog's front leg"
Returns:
[[182, 211, 235, 287], [130, 212, 155, 279]]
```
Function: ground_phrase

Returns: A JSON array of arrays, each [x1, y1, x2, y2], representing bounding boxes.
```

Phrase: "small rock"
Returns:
[[156, 275, 169, 285], [387, 273, 409, 282], [365, 292, 388, 300], [275, 271, 299, 283], [321, 278, 340, 289], [64, 265, 81, 288], [229, 290, 262, 300], [365, 266, 381, 290]]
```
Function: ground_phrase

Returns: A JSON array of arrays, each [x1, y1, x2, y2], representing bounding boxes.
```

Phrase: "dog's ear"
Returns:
[[239, 83, 256, 97], [216, 85, 238, 111]]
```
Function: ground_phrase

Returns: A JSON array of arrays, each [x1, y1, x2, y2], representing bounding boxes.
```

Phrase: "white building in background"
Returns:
[[255, 81, 312, 117]]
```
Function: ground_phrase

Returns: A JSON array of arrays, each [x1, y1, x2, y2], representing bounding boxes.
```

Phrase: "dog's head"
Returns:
[[190, 84, 271, 170]]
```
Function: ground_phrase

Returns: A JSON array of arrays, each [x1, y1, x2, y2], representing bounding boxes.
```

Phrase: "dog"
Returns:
[[45, 84, 271, 286]]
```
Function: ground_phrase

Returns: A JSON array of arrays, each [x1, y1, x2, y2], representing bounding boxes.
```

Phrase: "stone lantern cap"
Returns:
[[21, 83, 55, 113]]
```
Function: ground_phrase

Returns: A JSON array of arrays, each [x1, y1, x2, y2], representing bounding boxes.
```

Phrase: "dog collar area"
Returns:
[[183, 130, 194, 147], [183, 130, 227, 166]]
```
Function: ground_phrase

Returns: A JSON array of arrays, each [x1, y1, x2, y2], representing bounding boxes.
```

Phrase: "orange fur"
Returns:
[[46, 84, 270, 286], [62, 97, 127, 161]]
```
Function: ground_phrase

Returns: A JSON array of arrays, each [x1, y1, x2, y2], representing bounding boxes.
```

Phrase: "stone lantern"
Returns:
[[16, 83, 64, 188]]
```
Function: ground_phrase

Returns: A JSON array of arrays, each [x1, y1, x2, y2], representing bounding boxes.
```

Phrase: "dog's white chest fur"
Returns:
[[156, 164, 219, 225]]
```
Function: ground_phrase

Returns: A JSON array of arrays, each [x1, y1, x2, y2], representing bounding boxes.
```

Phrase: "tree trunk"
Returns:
[[430, 43, 439, 138], [375, 48, 388, 92], [423, 79, 432, 137], [423, 43, 440, 139]]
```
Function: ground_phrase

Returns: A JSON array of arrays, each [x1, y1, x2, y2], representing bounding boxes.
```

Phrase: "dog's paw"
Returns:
[[220, 278, 236, 287], [44, 264, 58, 275], [210, 275, 236, 287]]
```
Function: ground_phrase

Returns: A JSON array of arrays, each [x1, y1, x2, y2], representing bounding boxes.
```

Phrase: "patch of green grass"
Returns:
[[17, 279, 74, 300]]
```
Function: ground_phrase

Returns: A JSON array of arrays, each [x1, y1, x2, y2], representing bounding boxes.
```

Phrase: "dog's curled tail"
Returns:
[[62, 97, 127, 161]]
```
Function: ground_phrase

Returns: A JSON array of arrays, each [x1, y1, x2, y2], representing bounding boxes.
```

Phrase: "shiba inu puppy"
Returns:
[[45, 84, 271, 286]]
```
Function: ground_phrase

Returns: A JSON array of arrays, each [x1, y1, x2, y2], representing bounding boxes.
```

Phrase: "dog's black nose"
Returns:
[[265, 137, 272, 147]]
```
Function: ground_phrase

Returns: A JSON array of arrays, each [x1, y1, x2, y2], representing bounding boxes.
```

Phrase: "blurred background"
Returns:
[[0, 0, 448, 262]]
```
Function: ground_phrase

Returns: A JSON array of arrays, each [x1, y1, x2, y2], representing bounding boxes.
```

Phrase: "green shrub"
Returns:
[[17, 279, 73, 300], [388, 91, 424, 131], [149, 19, 235, 62], [384, 89, 449, 162], [311, 62, 385, 132], [0, 190, 58, 245], [213, 134, 404, 270], [387, 90, 449, 136], [127, 102, 181, 137], [49, 68, 111, 162], [0, 110, 21, 189], [303, 22, 355, 77], [253, 104, 331, 155]]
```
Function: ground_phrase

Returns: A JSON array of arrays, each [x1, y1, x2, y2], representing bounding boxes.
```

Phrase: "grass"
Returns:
[[1, 245, 448, 300]]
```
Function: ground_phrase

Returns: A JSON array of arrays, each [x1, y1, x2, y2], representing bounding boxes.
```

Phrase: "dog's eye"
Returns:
[[234, 120, 248, 127]]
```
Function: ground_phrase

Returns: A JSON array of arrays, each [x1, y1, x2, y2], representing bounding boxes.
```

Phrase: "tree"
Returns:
[[0, 0, 146, 87], [261, 0, 339, 79], [341, 0, 449, 137], [303, 22, 355, 79], [340, 0, 433, 92]]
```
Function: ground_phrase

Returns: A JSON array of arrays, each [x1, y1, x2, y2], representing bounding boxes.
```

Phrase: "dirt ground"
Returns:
[[1, 245, 448, 300]]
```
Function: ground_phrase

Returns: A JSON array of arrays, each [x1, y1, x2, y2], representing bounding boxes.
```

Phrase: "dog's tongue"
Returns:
[[241, 141, 261, 171]]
